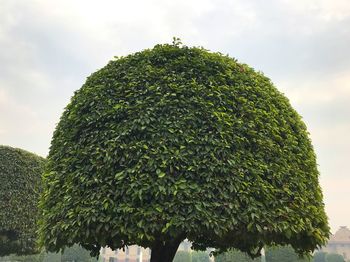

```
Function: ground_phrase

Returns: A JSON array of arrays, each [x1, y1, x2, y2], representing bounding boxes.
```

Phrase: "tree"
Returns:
[[313, 251, 327, 262], [61, 244, 98, 262], [265, 246, 310, 262], [173, 251, 191, 262], [0, 254, 43, 262], [215, 249, 260, 262], [38, 42, 329, 262], [41, 252, 61, 262], [325, 253, 344, 262], [0, 145, 45, 256], [192, 251, 210, 262]]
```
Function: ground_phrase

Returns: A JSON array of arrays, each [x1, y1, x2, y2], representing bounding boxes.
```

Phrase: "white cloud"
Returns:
[[0, 90, 41, 136], [282, 0, 350, 21], [277, 72, 350, 112], [320, 176, 350, 233]]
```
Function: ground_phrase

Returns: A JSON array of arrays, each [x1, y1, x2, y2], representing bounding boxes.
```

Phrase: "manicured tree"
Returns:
[[38, 41, 329, 262], [0, 145, 45, 256]]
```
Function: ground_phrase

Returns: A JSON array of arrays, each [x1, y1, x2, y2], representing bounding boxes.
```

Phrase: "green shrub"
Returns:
[[0, 145, 45, 256], [61, 244, 97, 262]]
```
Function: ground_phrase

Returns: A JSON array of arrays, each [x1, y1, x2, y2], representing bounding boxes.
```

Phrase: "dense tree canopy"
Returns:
[[0, 145, 45, 256], [39, 41, 329, 261]]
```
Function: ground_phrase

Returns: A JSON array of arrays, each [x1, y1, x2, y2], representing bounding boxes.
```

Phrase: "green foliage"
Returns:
[[0, 145, 46, 256], [61, 244, 97, 262], [215, 249, 260, 262], [41, 252, 61, 262], [174, 251, 191, 262], [192, 251, 210, 262], [313, 251, 327, 262], [38, 43, 329, 257], [0, 254, 43, 262], [325, 253, 344, 262], [265, 246, 310, 262], [1, 246, 97, 262]]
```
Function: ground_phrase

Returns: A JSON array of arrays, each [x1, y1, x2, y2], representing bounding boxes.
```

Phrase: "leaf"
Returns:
[[158, 172, 166, 178]]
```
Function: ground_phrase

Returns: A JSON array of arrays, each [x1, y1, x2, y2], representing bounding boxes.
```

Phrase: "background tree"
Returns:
[[0, 254, 43, 262], [173, 251, 191, 262], [0, 145, 45, 256], [313, 251, 327, 262], [192, 251, 210, 262], [41, 252, 61, 262], [215, 249, 261, 262], [265, 246, 310, 262], [61, 244, 98, 262], [325, 253, 344, 262], [39, 42, 329, 262]]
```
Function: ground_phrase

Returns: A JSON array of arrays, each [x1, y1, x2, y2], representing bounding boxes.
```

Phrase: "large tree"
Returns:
[[0, 145, 45, 256], [38, 41, 329, 262]]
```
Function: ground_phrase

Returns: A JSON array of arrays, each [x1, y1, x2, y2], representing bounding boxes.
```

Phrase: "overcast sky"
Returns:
[[0, 0, 349, 234]]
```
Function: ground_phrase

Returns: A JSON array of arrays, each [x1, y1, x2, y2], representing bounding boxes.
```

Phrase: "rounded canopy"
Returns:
[[0, 145, 45, 256], [39, 43, 329, 257]]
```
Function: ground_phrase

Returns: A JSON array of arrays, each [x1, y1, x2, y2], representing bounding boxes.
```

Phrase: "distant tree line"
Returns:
[[173, 250, 210, 262], [214, 246, 347, 262], [0, 245, 97, 262], [1, 244, 348, 262]]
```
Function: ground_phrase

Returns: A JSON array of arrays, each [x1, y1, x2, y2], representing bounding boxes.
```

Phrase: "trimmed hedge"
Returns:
[[0, 145, 45, 256], [39, 42, 329, 257]]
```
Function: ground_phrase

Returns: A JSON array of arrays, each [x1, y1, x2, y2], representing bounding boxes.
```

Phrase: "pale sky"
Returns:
[[0, 0, 349, 234]]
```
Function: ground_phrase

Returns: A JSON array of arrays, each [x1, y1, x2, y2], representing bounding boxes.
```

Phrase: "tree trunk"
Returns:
[[150, 236, 184, 262]]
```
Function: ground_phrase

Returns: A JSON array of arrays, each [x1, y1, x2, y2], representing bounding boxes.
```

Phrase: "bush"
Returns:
[[0, 145, 45, 256], [61, 244, 97, 262]]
